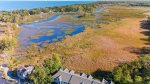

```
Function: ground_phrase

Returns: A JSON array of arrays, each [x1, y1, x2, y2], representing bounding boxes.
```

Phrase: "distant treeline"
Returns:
[[0, 3, 99, 23], [1, 1, 150, 23], [130, 2, 150, 7]]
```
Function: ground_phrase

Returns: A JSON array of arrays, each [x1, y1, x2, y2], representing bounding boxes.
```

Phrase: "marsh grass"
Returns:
[[54, 15, 73, 22], [16, 6, 150, 73], [29, 36, 39, 39], [19, 13, 52, 24], [47, 7, 148, 72], [77, 13, 96, 21], [99, 7, 145, 23], [0, 24, 7, 27], [45, 30, 54, 36], [64, 28, 74, 34]]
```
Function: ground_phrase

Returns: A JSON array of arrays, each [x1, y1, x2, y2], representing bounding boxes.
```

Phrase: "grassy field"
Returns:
[[47, 6, 150, 73], [15, 6, 150, 74], [49, 18, 148, 73]]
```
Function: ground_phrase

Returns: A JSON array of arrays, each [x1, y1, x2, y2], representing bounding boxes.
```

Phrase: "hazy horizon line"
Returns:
[[0, 0, 150, 1]]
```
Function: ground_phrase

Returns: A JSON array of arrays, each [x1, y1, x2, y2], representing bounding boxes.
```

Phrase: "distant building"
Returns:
[[17, 65, 34, 80], [53, 68, 113, 84]]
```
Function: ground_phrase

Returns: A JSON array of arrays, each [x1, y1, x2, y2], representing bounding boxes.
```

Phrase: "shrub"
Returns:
[[0, 38, 16, 51]]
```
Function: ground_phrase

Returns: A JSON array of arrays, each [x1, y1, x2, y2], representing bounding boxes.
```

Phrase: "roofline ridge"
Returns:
[[60, 69, 102, 83]]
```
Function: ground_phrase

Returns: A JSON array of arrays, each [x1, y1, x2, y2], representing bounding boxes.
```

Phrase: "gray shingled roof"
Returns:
[[69, 74, 93, 84], [92, 80, 102, 84], [53, 69, 72, 83], [0, 78, 11, 84], [52, 68, 108, 84]]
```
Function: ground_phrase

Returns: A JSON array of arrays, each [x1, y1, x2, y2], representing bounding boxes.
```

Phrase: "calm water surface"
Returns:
[[19, 15, 84, 46], [18, 7, 105, 46]]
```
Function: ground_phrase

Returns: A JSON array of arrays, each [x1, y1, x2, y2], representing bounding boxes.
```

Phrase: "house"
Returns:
[[0, 64, 15, 84], [0, 78, 11, 84], [17, 65, 34, 80], [53, 68, 113, 84]]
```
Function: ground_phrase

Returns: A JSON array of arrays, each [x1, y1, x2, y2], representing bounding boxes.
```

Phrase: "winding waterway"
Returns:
[[18, 14, 85, 46], [18, 8, 105, 46]]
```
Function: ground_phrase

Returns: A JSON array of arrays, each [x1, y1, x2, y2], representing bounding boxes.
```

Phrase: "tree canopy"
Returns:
[[28, 53, 61, 84]]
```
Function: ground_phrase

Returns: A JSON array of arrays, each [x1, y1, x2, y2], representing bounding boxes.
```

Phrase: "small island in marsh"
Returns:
[[0, 1, 150, 84]]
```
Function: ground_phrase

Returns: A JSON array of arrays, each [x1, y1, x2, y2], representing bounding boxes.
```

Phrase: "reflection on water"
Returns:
[[18, 14, 84, 46], [18, 8, 105, 46]]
